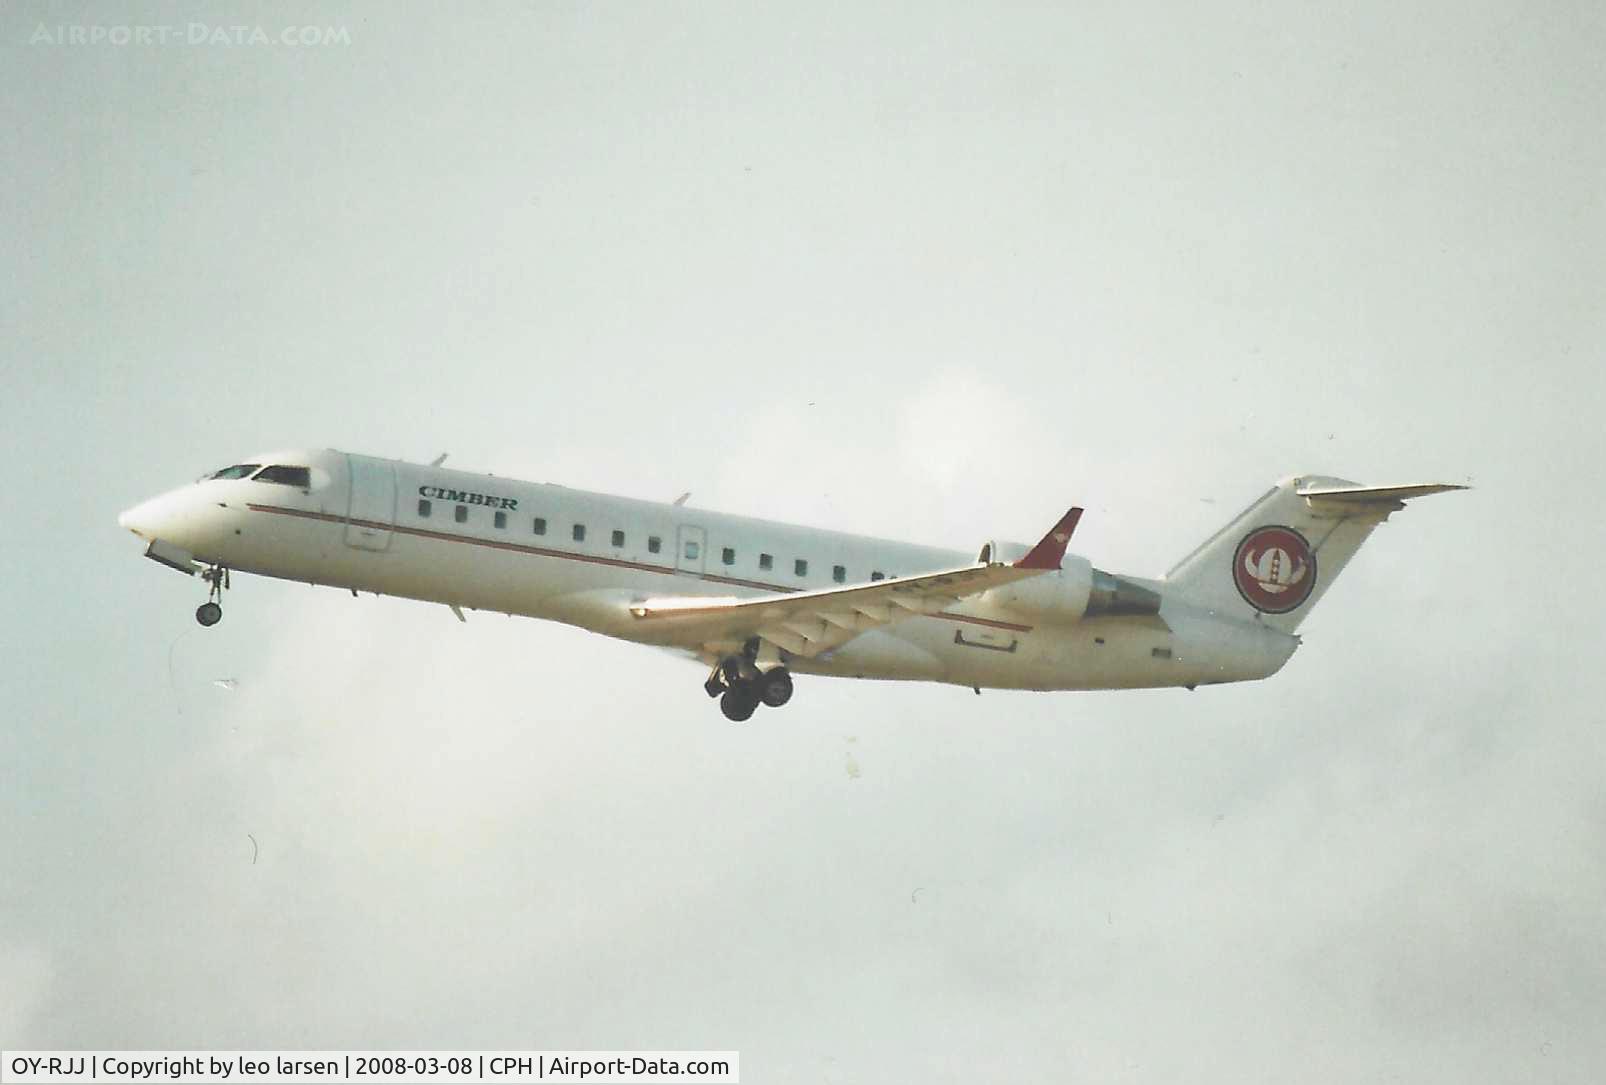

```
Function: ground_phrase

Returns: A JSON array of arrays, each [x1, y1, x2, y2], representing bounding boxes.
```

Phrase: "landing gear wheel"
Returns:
[[720, 687, 758, 722], [195, 602, 223, 627], [759, 669, 793, 708]]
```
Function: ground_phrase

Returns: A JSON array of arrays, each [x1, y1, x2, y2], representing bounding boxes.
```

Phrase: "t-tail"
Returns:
[[1164, 476, 1467, 632]]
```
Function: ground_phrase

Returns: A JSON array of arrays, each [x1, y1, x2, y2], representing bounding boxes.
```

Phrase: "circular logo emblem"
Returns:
[[1232, 526, 1316, 614]]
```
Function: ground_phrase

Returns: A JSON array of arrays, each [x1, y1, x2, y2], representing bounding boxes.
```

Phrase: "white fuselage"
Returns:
[[119, 449, 1297, 692]]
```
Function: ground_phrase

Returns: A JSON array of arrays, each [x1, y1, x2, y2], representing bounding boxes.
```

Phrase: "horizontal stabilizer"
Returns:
[[1296, 482, 1468, 504]]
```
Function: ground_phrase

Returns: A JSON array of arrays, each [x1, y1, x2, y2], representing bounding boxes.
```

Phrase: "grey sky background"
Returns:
[[3, 2, 1604, 1081]]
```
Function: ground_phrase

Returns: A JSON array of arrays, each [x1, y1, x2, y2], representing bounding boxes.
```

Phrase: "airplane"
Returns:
[[117, 450, 1465, 721]]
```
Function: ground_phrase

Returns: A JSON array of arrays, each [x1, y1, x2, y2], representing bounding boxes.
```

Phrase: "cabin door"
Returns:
[[675, 525, 706, 575], [345, 456, 396, 551]]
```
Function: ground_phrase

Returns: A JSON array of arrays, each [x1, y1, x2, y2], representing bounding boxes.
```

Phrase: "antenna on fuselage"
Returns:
[[673, 492, 691, 506], [429, 452, 448, 467]]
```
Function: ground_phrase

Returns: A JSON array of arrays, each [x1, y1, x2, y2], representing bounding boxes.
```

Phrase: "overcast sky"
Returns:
[[3, 2, 1604, 1081]]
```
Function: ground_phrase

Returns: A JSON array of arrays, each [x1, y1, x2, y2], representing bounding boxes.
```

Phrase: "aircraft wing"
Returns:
[[629, 508, 1082, 658]]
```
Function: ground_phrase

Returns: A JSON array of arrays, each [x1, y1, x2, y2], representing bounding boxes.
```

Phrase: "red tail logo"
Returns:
[[1232, 526, 1316, 613]]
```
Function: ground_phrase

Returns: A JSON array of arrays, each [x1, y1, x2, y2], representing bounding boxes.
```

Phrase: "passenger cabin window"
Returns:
[[648, 536, 661, 554], [494, 511, 507, 529], [794, 559, 808, 577], [612, 529, 625, 548], [573, 524, 586, 542], [871, 571, 884, 581], [209, 464, 259, 480], [532, 517, 547, 535], [833, 565, 846, 583], [418, 499, 432, 517], [455, 505, 468, 524], [722, 547, 735, 566], [254, 465, 310, 488], [759, 553, 773, 571]]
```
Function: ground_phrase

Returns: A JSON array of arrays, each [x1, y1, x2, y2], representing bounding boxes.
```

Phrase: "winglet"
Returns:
[[1014, 507, 1083, 570]]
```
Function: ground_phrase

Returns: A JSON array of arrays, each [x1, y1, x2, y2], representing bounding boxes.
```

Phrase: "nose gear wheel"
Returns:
[[195, 564, 230, 627]]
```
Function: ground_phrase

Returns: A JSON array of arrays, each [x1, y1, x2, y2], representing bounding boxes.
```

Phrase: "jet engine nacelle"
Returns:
[[977, 541, 1162, 625], [981, 550, 1096, 624]]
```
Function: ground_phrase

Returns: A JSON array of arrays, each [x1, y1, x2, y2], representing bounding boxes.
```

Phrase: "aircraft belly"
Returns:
[[372, 533, 595, 616], [890, 612, 1294, 692], [790, 629, 946, 681]]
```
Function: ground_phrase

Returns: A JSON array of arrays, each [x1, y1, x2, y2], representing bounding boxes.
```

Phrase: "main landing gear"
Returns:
[[195, 564, 229, 627], [705, 644, 794, 722]]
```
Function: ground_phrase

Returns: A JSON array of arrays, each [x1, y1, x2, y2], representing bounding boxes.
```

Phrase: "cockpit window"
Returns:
[[209, 464, 260, 480], [253, 465, 311, 488]]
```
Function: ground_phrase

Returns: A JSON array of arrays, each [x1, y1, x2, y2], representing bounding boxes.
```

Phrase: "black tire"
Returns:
[[195, 602, 222, 627], [720, 687, 758, 722], [759, 669, 793, 708]]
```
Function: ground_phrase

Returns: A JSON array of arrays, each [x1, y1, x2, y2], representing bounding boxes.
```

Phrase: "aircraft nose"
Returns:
[[118, 497, 160, 538]]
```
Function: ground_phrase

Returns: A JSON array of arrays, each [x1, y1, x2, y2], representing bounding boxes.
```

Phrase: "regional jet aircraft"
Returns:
[[118, 451, 1463, 720]]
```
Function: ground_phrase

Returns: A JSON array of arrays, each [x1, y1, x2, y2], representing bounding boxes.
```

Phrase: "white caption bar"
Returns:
[[1, 1052, 738, 1084]]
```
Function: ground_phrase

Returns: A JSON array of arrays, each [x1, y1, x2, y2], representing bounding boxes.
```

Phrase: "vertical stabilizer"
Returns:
[[1164, 476, 1465, 632]]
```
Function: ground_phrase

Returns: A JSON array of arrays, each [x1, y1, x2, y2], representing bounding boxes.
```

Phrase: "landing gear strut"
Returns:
[[195, 564, 229, 627], [706, 641, 794, 721]]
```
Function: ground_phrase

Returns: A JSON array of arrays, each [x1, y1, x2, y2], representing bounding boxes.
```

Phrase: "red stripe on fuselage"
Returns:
[[245, 503, 1034, 633]]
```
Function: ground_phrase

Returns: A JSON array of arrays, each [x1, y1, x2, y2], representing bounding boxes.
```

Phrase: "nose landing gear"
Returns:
[[195, 564, 229, 627]]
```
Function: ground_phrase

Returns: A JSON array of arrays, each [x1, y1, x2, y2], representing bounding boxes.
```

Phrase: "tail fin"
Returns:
[[1164, 476, 1466, 632]]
